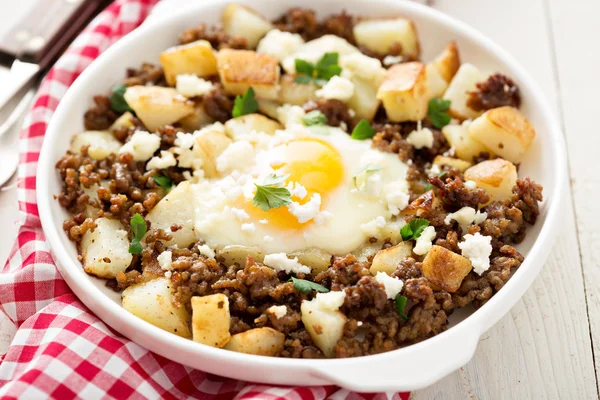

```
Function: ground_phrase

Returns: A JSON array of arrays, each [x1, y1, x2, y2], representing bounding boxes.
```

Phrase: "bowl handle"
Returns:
[[310, 324, 481, 392]]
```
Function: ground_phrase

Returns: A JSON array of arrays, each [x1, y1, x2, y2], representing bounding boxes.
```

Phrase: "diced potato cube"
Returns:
[[468, 106, 535, 164], [289, 248, 332, 275], [443, 63, 486, 120], [122, 278, 191, 338], [257, 99, 281, 119], [370, 242, 414, 275], [70, 131, 122, 160], [194, 130, 233, 177], [110, 112, 135, 131], [216, 245, 265, 266], [179, 102, 214, 132], [81, 217, 132, 279], [352, 241, 383, 263], [224, 327, 285, 356], [224, 113, 282, 140], [191, 294, 231, 348], [377, 62, 429, 122], [464, 158, 518, 202], [402, 190, 441, 218], [145, 181, 197, 248], [217, 49, 280, 100], [433, 42, 460, 83], [279, 74, 317, 106], [222, 4, 273, 49], [442, 122, 489, 162], [301, 299, 347, 357], [348, 76, 382, 121], [124, 86, 194, 131], [353, 18, 419, 57], [159, 40, 218, 86], [426, 63, 448, 99], [421, 245, 472, 293], [433, 155, 473, 172]]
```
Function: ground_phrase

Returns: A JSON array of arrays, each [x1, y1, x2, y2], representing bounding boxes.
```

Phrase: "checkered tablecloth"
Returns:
[[0, 0, 410, 398]]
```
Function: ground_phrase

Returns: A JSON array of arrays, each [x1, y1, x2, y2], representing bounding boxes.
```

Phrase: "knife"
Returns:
[[0, 0, 112, 119]]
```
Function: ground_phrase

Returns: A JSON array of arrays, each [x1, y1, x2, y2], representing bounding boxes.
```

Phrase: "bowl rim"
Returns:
[[36, 0, 567, 390]]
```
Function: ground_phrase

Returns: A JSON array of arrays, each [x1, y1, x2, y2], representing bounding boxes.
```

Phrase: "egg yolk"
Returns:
[[243, 138, 344, 230]]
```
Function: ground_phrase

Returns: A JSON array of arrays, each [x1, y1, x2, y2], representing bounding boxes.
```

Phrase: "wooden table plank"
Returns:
[[411, 0, 597, 398], [548, 0, 600, 394]]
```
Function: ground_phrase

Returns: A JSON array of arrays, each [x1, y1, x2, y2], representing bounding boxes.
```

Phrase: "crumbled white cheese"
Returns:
[[288, 193, 322, 223], [267, 305, 288, 319], [314, 291, 346, 311], [176, 74, 214, 97], [357, 321, 363, 327], [413, 226, 436, 255], [465, 180, 477, 190], [197, 244, 215, 259], [216, 141, 255, 174], [263, 253, 311, 274], [383, 55, 403, 66], [263, 235, 274, 242], [444, 207, 488, 230], [360, 216, 387, 238], [193, 122, 226, 137], [428, 164, 441, 176], [315, 76, 355, 102], [341, 53, 385, 80], [286, 181, 308, 200], [157, 251, 173, 271], [406, 127, 434, 149], [230, 207, 250, 221], [384, 181, 410, 216], [241, 223, 256, 233], [375, 272, 404, 299], [276, 104, 306, 127], [146, 150, 177, 171], [119, 130, 161, 161], [175, 147, 201, 169], [257, 29, 305, 62], [314, 210, 333, 226], [175, 132, 195, 150], [458, 232, 493, 275]]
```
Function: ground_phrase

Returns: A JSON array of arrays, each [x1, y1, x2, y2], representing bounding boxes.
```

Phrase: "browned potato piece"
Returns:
[[257, 99, 281, 119], [442, 122, 489, 162], [301, 300, 347, 357], [279, 74, 318, 106], [353, 18, 419, 58], [468, 106, 536, 164], [443, 63, 486, 120], [370, 242, 414, 275], [433, 41, 461, 83], [224, 327, 285, 356], [464, 158, 518, 202], [217, 49, 280, 100], [421, 245, 472, 293], [124, 86, 194, 131], [179, 102, 214, 131], [194, 130, 233, 177], [224, 113, 282, 140], [377, 62, 429, 122], [191, 294, 231, 348], [222, 4, 273, 49], [433, 155, 473, 172], [402, 190, 441, 218], [159, 40, 218, 86]]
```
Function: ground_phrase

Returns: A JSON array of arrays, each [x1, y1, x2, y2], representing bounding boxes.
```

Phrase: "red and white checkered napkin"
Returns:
[[0, 0, 410, 398]]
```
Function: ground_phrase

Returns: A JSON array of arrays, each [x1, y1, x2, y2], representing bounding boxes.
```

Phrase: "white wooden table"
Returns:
[[0, 0, 598, 397]]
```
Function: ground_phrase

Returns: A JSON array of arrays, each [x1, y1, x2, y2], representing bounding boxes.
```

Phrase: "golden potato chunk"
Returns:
[[159, 40, 218, 86], [257, 99, 281, 120], [464, 158, 518, 202], [194, 130, 233, 177], [468, 106, 535, 164], [348, 76, 382, 121], [217, 49, 280, 100], [443, 63, 486, 120], [353, 18, 419, 58], [178, 101, 214, 131], [124, 86, 194, 131], [191, 294, 231, 348], [109, 111, 135, 131], [224, 327, 285, 356], [289, 248, 332, 275], [433, 41, 460, 83], [442, 122, 489, 162], [426, 63, 448, 99], [433, 155, 473, 172], [377, 62, 429, 122], [81, 217, 132, 279], [279, 74, 317, 106], [216, 245, 265, 266], [222, 4, 273, 49], [122, 278, 191, 338], [301, 299, 347, 357], [224, 113, 282, 140], [370, 242, 414, 275], [421, 245, 472, 293], [70, 131, 122, 160]]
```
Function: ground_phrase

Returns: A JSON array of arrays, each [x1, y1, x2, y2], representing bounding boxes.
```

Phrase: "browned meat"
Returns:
[[467, 73, 521, 111], [123, 62, 166, 87], [273, 8, 319, 40], [202, 85, 234, 123], [83, 95, 118, 131], [318, 11, 355, 44], [178, 23, 248, 49], [303, 99, 355, 130]]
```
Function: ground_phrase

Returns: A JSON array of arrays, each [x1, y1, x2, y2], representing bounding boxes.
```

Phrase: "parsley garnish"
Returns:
[[232, 87, 259, 118], [400, 218, 430, 241], [424, 171, 448, 192], [109, 84, 134, 114], [395, 295, 409, 320], [128, 213, 147, 254], [294, 52, 342, 86], [290, 277, 330, 293], [303, 110, 327, 126], [353, 164, 382, 191], [252, 174, 292, 211], [153, 174, 173, 191], [427, 98, 452, 129], [350, 119, 376, 140]]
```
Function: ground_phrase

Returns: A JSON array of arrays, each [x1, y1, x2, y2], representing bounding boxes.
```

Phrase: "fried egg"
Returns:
[[192, 126, 409, 255]]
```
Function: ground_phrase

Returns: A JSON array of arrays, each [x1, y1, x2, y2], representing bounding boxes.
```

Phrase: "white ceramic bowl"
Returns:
[[37, 0, 567, 391]]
